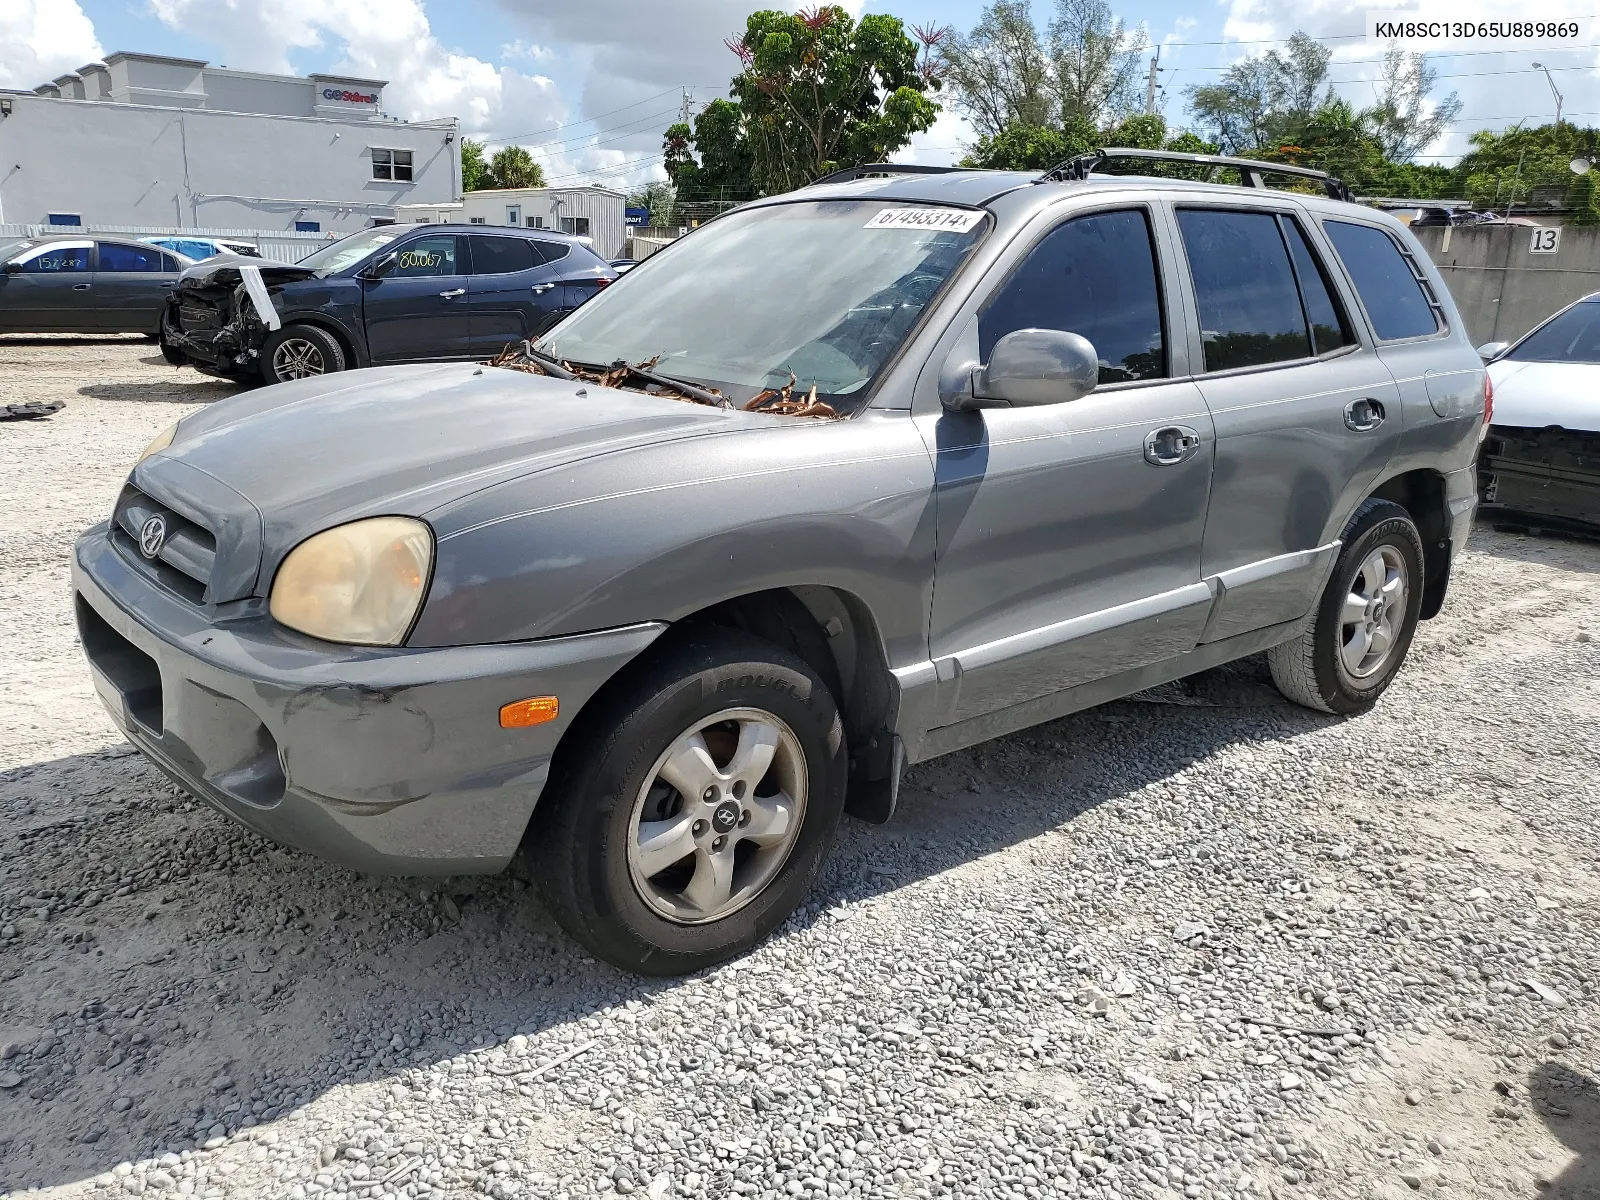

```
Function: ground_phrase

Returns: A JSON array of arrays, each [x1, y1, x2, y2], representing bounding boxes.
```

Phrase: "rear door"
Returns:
[[465, 234, 566, 354], [1171, 203, 1402, 642], [360, 233, 472, 363], [532, 239, 609, 330], [0, 241, 94, 332], [93, 241, 182, 333]]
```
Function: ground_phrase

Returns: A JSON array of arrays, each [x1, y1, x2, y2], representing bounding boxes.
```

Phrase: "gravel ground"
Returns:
[[1, 335, 1597, 1200]]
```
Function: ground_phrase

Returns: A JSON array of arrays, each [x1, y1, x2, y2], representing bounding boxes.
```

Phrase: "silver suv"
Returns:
[[74, 150, 1485, 974]]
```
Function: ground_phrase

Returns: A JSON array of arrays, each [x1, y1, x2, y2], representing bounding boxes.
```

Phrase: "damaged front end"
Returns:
[[161, 257, 314, 379], [1479, 426, 1600, 537]]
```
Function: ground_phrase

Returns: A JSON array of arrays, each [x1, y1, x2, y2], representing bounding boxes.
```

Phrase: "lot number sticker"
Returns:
[[865, 207, 985, 233], [1529, 226, 1561, 255]]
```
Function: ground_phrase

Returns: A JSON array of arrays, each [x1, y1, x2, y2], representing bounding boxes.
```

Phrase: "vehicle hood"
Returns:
[[146, 363, 756, 545], [1486, 360, 1600, 432], [177, 253, 319, 287]]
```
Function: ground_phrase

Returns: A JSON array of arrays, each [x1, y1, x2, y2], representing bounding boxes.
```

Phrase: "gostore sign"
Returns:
[[322, 87, 379, 103]]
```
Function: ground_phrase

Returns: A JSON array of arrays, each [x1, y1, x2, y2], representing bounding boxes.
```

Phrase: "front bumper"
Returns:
[[73, 524, 665, 875]]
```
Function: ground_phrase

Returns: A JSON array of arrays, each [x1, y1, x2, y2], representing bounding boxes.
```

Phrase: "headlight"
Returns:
[[136, 422, 178, 466], [269, 517, 434, 646]]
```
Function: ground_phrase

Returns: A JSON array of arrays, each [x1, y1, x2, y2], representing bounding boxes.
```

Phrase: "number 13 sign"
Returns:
[[1529, 226, 1561, 255]]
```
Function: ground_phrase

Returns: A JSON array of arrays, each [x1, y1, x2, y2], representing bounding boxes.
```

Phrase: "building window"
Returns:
[[559, 216, 591, 237], [532, 216, 545, 228], [47, 213, 82, 227], [469, 217, 487, 224], [372, 148, 414, 182], [295, 220, 320, 233], [506, 206, 521, 226]]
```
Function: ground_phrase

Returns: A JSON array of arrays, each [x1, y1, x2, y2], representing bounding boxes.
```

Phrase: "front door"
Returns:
[[361, 233, 471, 363], [1171, 205, 1402, 642], [926, 206, 1216, 726], [93, 242, 181, 333], [0, 241, 93, 332]]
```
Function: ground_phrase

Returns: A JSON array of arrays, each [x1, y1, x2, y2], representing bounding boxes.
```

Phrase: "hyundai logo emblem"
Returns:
[[711, 800, 740, 833], [139, 514, 168, 559]]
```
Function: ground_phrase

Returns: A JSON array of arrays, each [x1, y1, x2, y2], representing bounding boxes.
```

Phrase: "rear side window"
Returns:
[[1322, 220, 1440, 340], [1177, 209, 1310, 371], [1508, 299, 1600, 363], [980, 208, 1167, 384], [1281, 219, 1355, 355], [469, 235, 536, 275], [531, 240, 570, 265], [97, 242, 166, 272]]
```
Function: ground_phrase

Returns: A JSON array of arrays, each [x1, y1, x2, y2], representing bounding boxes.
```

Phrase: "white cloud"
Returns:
[[145, 0, 566, 138], [0, 0, 102, 89], [896, 106, 979, 167]]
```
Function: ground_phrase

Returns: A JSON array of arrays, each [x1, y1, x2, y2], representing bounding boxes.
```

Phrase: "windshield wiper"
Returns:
[[613, 360, 730, 409], [520, 341, 578, 380]]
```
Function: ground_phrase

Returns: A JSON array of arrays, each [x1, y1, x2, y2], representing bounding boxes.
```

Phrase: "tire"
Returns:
[[1269, 498, 1426, 715], [531, 630, 848, 976], [260, 324, 345, 384]]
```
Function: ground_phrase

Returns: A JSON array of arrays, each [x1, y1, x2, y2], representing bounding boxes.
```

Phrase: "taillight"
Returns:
[[1480, 371, 1494, 441], [594, 276, 611, 289]]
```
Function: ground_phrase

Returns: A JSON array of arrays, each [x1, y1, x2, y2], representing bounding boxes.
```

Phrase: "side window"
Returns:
[[1176, 209, 1310, 372], [19, 246, 89, 273], [980, 208, 1166, 384], [469, 235, 536, 275], [97, 243, 166, 272], [1322, 220, 1441, 341], [1280, 218, 1356, 355], [160, 253, 181, 272], [391, 235, 462, 278], [531, 240, 570, 265]]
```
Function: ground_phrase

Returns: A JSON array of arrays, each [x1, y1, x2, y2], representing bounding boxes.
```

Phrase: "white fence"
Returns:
[[0, 223, 335, 264]]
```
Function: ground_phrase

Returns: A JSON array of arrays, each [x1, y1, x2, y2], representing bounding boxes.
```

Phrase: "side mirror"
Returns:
[[365, 251, 398, 279], [1476, 341, 1509, 362], [3, 261, 21, 275], [953, 328, 1099, 410]]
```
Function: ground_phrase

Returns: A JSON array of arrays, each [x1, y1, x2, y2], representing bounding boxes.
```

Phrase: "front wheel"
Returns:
[[531, 632, 847, 976], [260, 324, 345, 384], [1269, 498, 1426, 714]]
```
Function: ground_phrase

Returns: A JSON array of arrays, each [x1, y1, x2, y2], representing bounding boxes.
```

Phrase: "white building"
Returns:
[[457, 186, 628, 260], [0, 52, 459, 235]]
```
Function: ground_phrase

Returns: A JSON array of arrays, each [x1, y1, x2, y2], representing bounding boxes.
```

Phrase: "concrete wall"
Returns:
[[1412, 223, 1600, 346], [0, 93, 459, 235]]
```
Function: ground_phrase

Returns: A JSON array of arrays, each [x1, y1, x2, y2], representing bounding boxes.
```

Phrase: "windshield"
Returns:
[[1509, 299, 1600, 364], [536, 200, 988, 406], [295, 227, 400, 273]]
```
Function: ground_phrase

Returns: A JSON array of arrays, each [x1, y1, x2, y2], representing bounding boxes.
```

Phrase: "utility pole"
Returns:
[[679, 88, 694, 126], [1144, 47, 1161, 115]]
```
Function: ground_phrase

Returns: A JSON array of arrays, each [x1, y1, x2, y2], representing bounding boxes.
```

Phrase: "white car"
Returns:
[[1477, 292, 1600, 535]]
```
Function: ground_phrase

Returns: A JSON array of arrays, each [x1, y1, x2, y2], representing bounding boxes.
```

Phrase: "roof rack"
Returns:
[[1040, 148, 1353, 202], [807, 163, 971, 187]]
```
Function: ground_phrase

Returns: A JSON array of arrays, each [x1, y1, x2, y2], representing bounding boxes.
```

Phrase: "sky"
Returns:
[[2, 0, 1597, 195]]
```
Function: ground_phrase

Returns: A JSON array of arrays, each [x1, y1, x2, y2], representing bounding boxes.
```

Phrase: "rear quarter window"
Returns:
[[1322, 220, 1441, 341]]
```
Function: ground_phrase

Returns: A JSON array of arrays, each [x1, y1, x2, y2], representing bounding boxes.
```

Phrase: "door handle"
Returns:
[[73, 283, 92, 291], [1344, 397, 1386, 432], [531, 283, 555, 295], [158, 282, 175, 288], [438, 288, 466, 298], [1143, 425, 1202, 466]]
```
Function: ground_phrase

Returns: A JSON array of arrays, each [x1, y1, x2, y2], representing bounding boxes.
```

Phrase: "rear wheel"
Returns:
[[531, 631, 847, 976], [1269, 498, 1425, 714], [261, 324, 345, 384]]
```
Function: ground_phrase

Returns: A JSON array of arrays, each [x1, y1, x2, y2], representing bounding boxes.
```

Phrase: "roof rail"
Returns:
[[807, 163, 972, 187], [1040, 147, 1353, 202]]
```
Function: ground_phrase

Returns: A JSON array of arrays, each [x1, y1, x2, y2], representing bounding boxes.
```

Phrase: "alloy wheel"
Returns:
[[625, 707, 808, 925], [272, 338, 326, 379], [1340, 545, 1408, 679]]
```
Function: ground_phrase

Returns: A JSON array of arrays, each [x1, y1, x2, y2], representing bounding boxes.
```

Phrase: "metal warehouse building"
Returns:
[[459, 186, 628, 260], [0, 52, 459, 236]]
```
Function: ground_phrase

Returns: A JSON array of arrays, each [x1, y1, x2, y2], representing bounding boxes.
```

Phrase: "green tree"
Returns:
[[664, 97, 758, 209], [938, 0, 1055, 138], [959, 112, 1216, 173], [1185, 32, 1331, 154], [489, 146, 546, 190], [1365, 47, 1461, 161], [1456, 123, 1600, 212], [1048, 0, 1147, 125], [1568, 170, 1600, 226], [461, 138, 493, 191], [626, 181, 679, 226], [729, 6, 940, 194]]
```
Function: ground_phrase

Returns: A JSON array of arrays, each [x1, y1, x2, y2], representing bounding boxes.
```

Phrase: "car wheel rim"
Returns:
[[272, 338, 324, 379], [625, 706, 808, 925], [1339, 545, 1408, 679]]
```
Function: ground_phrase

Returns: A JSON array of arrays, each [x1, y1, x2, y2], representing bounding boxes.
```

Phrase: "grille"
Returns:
[[111, 485, 217, 603], [178, 296, 227, 331]]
